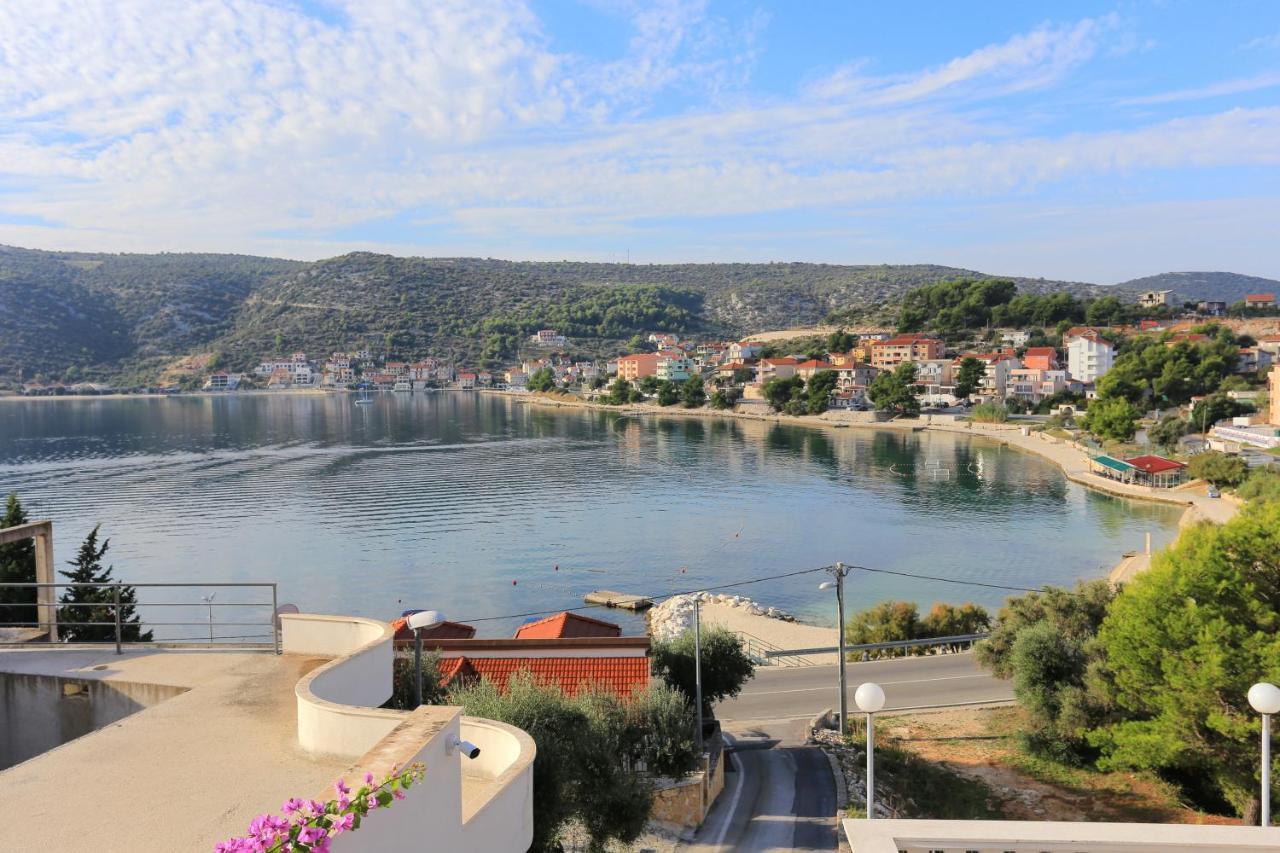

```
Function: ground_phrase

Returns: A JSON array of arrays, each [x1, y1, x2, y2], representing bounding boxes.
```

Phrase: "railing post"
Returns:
[[271, 583, 280, 654], [113, 584, 122, 655]]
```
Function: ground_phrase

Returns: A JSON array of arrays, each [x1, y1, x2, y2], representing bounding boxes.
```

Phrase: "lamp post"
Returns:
[[406, 610, 445, 707], [201, 592, 216, 643], [1248, 682, 1280, 826], [693, 594, 704, 753], [855, 682, 886, 819], [819, 561, 850, 731]]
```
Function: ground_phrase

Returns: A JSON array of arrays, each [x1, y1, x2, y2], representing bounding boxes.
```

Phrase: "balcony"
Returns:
[[0, 611, 534, 851], [843, 819, 1278, 851]]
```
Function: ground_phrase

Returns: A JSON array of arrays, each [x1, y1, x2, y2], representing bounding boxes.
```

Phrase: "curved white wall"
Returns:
[[281, 613, 403, 756]]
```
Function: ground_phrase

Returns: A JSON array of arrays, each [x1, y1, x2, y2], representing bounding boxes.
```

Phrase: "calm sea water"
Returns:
[[0, 393, 1181, 637]]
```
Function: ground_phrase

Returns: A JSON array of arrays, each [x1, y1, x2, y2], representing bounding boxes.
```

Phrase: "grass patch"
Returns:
[[847, 725, 1002, 819]]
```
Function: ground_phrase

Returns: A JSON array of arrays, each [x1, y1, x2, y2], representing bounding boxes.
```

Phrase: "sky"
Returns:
[[1, 0, 1279, 283]]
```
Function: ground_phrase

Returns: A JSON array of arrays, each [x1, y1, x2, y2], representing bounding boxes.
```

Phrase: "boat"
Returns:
[[393, 379, 412, 392], [354, 385, 374, 406]]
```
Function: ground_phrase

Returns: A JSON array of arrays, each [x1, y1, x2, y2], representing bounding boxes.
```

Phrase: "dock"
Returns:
[[584, 590, 653, 611]]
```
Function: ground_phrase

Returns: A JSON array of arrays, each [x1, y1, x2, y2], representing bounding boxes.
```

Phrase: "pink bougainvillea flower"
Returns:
[[364, 772, 375, 785]]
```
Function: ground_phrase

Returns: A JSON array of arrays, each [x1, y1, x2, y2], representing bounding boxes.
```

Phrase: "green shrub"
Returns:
[[1186, 451, 1248, 486], [650, 625, 755, 714], [1236, 468, 1280, 502], [970, 403, 1009, 423]]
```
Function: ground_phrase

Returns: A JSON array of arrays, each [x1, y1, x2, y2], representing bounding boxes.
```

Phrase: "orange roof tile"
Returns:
[[514, 611, 621, 640], [439, 656, 650, 697], [390, 617, 477, 642]]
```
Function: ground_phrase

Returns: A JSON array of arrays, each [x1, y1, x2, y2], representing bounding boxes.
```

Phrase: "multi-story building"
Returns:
[[869, 335, 944, 370], [759, 357, 799, 382], [1245, 293, 1276, 309], [1271, 365, 1280, 426], [1021, 347, 1059, 371], [835, 362, 879, 390], [794, 360, 835, 381], [727, 341, 763, 361], [1236, 348, 1273, 374], [1007, 368, 1070, 404], [1139, 289, 1173, 308], [655, 354, 693, 382], [617, 353, 660, 381], [530, 329, 567, 347], [1065, 327, 1115, 383], [457, 372, 477, 390], [203, 373, 242, 391], [1198, 300, 1227, 316]]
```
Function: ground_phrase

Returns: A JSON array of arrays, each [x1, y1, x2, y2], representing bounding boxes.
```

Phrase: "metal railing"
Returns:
[[762, 632, 989, 660], [0, 582, 281, 653], [735, 629, 820, 667]]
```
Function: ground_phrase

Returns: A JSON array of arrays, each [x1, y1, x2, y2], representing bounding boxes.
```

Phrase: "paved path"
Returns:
[[717, 651, 1013, 724], [679, 721, 836, 853]]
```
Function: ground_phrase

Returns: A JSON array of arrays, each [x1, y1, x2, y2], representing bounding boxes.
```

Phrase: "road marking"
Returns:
[[713, 750, 746, 850], [741, 673, 991, 697]]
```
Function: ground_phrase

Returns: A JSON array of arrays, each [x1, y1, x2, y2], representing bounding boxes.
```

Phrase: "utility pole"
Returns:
[[694, 595, 704, 753], [821, 562, 851, 730]]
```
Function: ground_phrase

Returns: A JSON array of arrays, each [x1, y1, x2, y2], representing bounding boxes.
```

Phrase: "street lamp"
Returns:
[[1248, 682, 1280, 826], [855, 681, 886, 819], [819, 561, 850, 731], [407, 610, 445, 707]]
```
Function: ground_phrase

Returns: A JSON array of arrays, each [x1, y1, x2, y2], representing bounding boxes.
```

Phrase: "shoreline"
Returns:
[[502, 388, 1230, 517]]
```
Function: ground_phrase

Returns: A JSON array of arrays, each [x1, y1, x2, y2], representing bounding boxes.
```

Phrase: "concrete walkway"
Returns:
[[914, 419, 1241, 525], [680, 722, 836, 852]]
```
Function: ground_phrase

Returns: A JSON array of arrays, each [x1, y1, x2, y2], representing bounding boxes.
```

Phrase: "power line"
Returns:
[[457, 565, 835, 623], [842, 563, 1052, 594], [456, 560, 1073, 625]]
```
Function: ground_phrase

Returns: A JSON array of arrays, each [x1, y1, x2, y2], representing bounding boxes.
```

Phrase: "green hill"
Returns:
[[1113, 272, 1280, 305], [5, 242, 1273, 384]]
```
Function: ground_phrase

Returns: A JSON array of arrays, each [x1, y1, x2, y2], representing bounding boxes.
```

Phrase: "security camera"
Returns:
[[447, 734, 481, 760]]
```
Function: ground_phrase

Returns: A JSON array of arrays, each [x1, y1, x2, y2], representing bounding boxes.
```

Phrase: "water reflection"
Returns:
[[0, 394, 1182, 634]]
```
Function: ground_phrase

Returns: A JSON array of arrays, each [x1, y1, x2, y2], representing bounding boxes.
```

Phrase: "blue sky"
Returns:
[[1, 0, 1278, 282]]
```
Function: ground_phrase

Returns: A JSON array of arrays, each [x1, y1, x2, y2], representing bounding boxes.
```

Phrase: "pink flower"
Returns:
[[366, 794, 379, 810], [282, 798, 305, 815], [330, 813, 355, 834], [392, 788, 406, 801], [334, 779, 350, 797], [364, 772, 375, 785], [307, 800, 327, 816], [297, 826, 327, 844]]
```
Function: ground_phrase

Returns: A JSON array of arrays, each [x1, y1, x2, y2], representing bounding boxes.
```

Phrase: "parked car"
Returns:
[[1207, 486, 1221, 498]]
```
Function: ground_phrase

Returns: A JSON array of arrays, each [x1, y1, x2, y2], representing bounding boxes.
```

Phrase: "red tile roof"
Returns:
[[795, 360, 835, 370], [390, 617, 477, 642], [1024, 347, 1057, 358], [874, 335, 941, 347], [1124, 455, 1187, 474], [1245, 293, 1276, 302], [439, 656, 650, 697], [514, 611, 621, 640]]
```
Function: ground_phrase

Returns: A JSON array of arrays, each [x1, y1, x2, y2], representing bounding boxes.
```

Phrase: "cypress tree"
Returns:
[[57, 525, 152, 643], [0, 493, 37, 628]]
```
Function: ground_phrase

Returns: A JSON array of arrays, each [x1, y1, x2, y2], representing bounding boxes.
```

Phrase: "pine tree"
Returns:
[[0, 493, 37, 628], [57, 525, 152, 643]]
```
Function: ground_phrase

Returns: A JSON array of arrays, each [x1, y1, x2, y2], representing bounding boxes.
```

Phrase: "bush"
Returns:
[[845, 600, 991, 659], [975, 581, 1115, 762], [1236, 468, 1280, 503], [387, 650, 449, 709], [1186, 451, 1247, 486], [449, 674, 698, 851], [650, 625, 755, 714], [970, 403, 1009, 423], [1080, 397, 1139, 442], [1090, 502, 1280, 820]]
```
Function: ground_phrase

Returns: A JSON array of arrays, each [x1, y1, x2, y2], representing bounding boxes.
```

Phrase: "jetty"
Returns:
[[584, 590, 653, 611]]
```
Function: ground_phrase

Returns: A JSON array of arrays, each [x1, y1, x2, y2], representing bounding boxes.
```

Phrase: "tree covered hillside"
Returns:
[[0, 245, 301, 383]]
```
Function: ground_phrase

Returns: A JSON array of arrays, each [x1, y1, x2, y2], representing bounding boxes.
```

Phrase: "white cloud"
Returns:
[[0, 1, 1276, 279], [1118, 72, 1280, 105]]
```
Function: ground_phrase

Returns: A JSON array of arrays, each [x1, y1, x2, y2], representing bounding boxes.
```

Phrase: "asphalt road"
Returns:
[[716, 651, 1013, 723], [679, 722, 836, 853]]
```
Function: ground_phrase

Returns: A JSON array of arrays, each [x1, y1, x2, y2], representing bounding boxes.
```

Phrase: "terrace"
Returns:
[[0, 523, 535, 852], [843, 819, 1278, 851]]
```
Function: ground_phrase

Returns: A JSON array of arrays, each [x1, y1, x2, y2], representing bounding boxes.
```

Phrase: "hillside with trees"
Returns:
[[4, 241, 1277, 384], [1113, 271, 1280, 305]]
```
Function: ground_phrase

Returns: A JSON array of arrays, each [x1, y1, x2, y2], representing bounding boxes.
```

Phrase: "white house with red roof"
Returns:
[[1065, 327, 1115, 383]]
